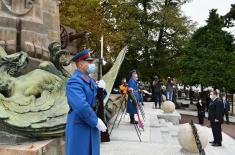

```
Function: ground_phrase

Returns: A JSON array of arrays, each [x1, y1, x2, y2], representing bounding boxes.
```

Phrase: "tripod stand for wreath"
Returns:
[[109, 90, 145, 142]]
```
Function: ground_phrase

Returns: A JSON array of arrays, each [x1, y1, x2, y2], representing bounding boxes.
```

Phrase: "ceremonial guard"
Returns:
[[66, 49, 107, 155], [127, 70, 141, 124]]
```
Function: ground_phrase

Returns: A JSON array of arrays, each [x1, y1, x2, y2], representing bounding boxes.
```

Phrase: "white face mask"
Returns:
[[132, 74, 138, 81], [87, 63, 97, 74], [210, 94, 215, 100]]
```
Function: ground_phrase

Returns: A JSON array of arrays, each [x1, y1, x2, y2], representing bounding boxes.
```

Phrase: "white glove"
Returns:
[[97, 80, 106, 89], [96, 118, 107, 132], [214, 119, 219, 122]]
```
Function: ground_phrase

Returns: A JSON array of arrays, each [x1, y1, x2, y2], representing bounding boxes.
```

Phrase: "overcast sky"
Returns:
[[181, 0, 235, 34]]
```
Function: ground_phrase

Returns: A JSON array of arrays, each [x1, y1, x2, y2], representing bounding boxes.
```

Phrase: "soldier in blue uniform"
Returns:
[[66, 49, 107, 155], [127, 70, 141, 124]]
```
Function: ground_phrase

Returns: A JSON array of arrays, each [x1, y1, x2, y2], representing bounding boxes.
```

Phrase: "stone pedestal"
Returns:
[[157, 110, 181, 125], [0, 138, 65, 155]]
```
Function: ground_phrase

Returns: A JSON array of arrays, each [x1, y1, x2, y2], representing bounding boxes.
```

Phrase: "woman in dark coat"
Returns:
[[196, 99, 205, 125]]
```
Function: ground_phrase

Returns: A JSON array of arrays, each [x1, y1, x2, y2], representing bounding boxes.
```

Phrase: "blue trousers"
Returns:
[[166, 91, 173, 101]]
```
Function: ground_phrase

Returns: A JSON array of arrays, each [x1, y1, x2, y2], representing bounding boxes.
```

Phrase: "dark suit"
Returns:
[[196, 102, 205, 124], [208, 98, 224, 144]]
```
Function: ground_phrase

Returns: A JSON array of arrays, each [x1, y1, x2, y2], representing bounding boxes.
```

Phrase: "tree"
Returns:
[[59, 0, 193, 81], [59, 0, 125, 63], [177, 9, 235, 91], [224, 3, 235, 28], [104, 0, 193, 81]]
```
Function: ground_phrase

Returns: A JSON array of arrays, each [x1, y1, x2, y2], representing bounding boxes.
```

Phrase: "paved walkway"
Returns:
[[101, 102, 235, 155], [177, 109, 235, 123]]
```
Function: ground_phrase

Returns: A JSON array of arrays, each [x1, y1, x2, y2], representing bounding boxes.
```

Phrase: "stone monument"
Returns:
[[0, 43, 128, 139], [0, 0, 60, 59], [0, 1, 128, 154]]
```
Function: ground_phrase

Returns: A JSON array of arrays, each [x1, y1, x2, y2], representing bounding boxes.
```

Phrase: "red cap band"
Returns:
[[75, 53, 89, 62]]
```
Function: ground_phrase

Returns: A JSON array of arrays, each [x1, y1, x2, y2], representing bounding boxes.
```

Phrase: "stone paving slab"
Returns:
[[102, 102, 235, 155]]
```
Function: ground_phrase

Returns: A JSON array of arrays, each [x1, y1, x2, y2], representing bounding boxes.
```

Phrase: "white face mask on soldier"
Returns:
[[87, 64, 97, 74]]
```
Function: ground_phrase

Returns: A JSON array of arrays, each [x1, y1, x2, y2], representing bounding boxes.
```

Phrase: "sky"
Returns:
[[181, 0, 235, 34]]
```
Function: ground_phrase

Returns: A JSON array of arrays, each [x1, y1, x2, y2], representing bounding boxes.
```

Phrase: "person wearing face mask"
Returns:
[[152, 76, 162, 109], [222, 96, 230, 124], [208, 90, 224, 147], [165, 77, 174, 101], [127, 69, 140, 124], [66, 49, 107, 155], [196, 99, 205, 125]]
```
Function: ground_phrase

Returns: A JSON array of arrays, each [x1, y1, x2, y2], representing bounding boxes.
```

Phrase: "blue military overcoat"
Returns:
[[127, 78, 141, 114], [66, 69, 99, 155]]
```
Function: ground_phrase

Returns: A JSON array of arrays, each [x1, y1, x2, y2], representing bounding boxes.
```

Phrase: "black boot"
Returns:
[[130, 119, 138, 124], [130, 114, 138, 124]]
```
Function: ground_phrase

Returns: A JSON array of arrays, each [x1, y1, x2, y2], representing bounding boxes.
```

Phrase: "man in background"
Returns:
[[152, 76, 162, 109], [165, 77, 174, 101], [208, 90, 224, 147], [223, 96, 230, 124]]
